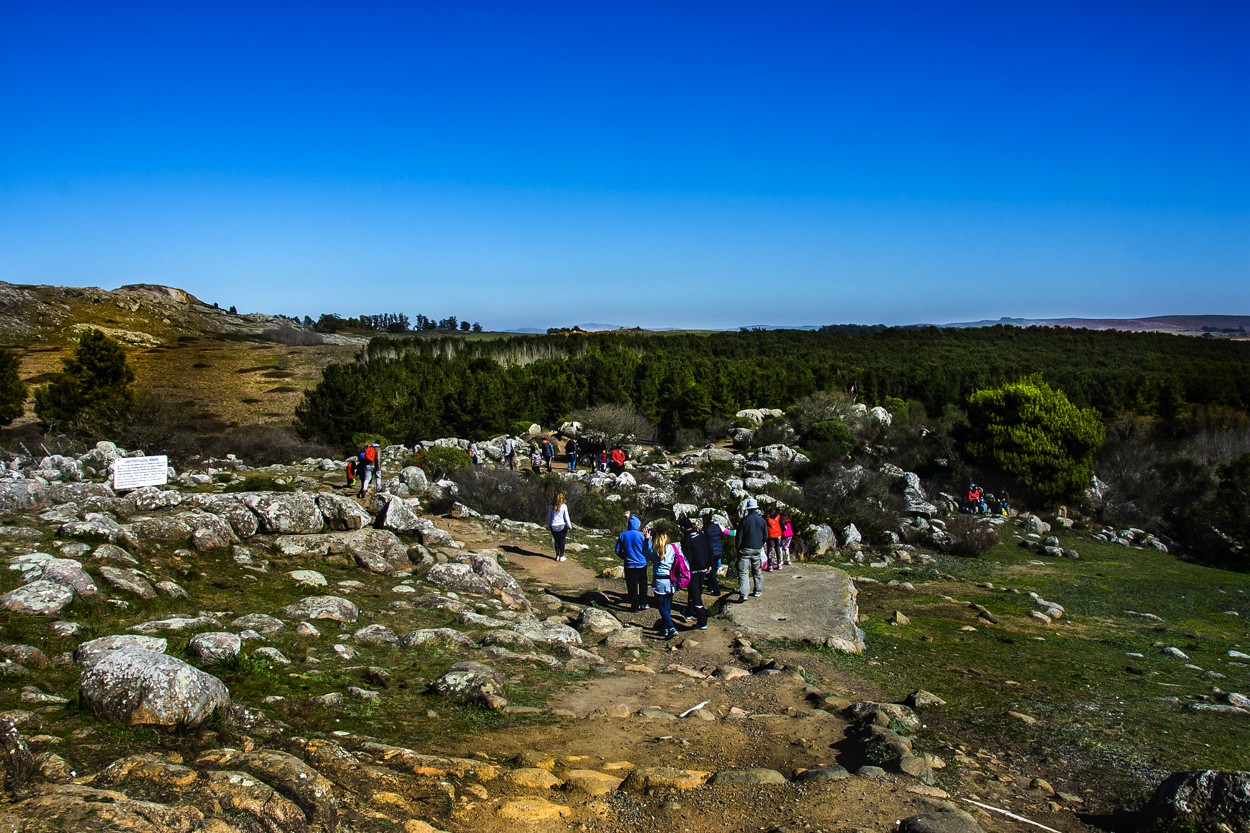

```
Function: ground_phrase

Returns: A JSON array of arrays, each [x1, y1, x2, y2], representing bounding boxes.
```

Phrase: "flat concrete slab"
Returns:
[[720, 563, 865, 653]]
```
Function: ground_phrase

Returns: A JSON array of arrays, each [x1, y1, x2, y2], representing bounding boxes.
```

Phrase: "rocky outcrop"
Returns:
[[1141, 770, 1250, 833]]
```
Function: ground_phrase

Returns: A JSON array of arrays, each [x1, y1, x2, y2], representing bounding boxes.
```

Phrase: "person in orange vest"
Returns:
[[764, 505, 784, 571]]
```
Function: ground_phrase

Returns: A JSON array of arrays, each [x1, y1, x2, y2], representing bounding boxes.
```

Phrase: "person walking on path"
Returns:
[[649, 530, 678, 639], [547, 492, 572, 562], [679, 516, 713, 629], [703, 512, 729, 594], [735, 499, 767, 601], [541, 438, 555, 473], [765, 505, 784, 571], [565, 437, 579, 472], [501, 437, 516, 470], [615, 514, 651, 610]]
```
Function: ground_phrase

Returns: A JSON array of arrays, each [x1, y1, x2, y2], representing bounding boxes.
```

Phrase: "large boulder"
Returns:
[[185, 494, 261, 538], [1141, 771, 1250, 833], [32, 558, 98, 596], [430, 661, 508, 711], [751, 444, 809, 468], [177, 511, 237, 550], [99, 566, 157, 599], [237, 492, 325, 534], [375, 494, 425, 535], [315, 493, 371, 531], [79, 648, 230, 729], [187, 632, 243, 664], [274, 529, 412, 575], [806, 524, 836, 556]]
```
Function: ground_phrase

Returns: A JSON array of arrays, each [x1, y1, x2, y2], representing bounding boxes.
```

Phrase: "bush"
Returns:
[[206, 426, 339, 467], [349, 432, 390, 453], [0, 348, 27, 427], [34, 329, 135, 435], [412, 446, 471, 480], [571, 404, 656, 442], [751, 417, 798, 448], [797, 466, 903, 544], [790, 390, 856, 435], [223, 475, 295, 493], [261, 327, 324, 346], [450, 468, 550, 524], [945, 515, 1000, 556], [965, 375, 1105, 505]]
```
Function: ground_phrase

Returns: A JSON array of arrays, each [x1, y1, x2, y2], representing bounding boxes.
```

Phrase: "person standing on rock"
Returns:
[[615, 514, 651, 611], [547, 492, 572, 562], [501, 437, 516, 470], [649, 529, 678, 639], [735, 498, 767, 600], [679, 516, 713, 629]]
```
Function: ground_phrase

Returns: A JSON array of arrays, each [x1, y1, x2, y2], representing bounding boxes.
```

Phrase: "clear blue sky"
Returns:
[[1, 1, 1247, 330]]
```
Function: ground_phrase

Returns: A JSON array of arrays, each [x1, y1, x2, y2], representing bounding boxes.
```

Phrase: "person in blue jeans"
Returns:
[[565, 437, 579, 472], [649, 530, 677, 639]]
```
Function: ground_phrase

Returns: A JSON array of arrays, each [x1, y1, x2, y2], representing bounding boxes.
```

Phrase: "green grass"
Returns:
[[794, 528, 1250, 802]]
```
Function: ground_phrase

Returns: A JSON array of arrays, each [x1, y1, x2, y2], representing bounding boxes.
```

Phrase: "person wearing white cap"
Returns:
[[734, 498, 768, 601]]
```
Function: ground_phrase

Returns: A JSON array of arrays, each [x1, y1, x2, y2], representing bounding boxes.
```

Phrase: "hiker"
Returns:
[[501, 437, 516, 470], [468, 440, 481, 466], [649, 529, 678, 639], [764, 505, 784, 571], [735, 498, 767, 601], [608, 444, 627, 474], [357, 442, 381, 498], [541, 437, 555, 472], [344, 456, 357, 489], [529, 444, 543, 473], [547, 491, 572, 562], [615, 513, 651, 611], [779, 511, 795, 567], [703, 512, 728, 594], [679, 516, 713, 629], [999, 489, 1011, 516], [598, 447, 608, 472], [565, 437, 579, 472]]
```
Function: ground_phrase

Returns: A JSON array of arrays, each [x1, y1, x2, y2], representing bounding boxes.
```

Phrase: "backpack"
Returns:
[[357, 449, 368, 466], [364, 446, 377, 464], [671, 544, 691, 590]]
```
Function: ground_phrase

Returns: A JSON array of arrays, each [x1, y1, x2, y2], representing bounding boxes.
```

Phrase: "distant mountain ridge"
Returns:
[[943, 314, 1250, 335]]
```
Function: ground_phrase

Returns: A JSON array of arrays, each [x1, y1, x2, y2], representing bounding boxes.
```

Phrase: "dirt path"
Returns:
[[423, 516, 1102, 833]]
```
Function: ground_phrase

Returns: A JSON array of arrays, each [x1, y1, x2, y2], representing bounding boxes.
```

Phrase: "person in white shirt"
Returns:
[[547, 491, 573, 562]]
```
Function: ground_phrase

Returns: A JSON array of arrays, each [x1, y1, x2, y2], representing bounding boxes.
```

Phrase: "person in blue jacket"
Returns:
[[702, 512, 729, 595], [615, 514, 652, 611]]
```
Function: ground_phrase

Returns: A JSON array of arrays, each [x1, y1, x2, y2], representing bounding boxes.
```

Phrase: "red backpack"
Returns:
[[364, 445, 378, 464]]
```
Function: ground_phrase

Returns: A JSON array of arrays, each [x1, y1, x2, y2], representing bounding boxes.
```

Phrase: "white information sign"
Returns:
[[113, 455, 169, 491]]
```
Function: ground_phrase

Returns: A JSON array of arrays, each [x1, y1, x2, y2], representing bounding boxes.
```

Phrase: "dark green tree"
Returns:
[[965, 375, 1105, 504], [33, 329, 135, 433], [0, 348, 28, 426]]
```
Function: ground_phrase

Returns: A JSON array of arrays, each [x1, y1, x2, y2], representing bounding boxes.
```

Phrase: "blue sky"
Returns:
[[1, 1, 1247, 329]]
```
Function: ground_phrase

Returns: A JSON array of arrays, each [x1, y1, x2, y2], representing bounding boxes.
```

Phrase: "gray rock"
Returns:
[[79, 648, 230, 728], [897, 805, 986, 833], [576, 607, 623, 637], [187, 632, 242, 664], [92, 544, 138, 565], [0, 581, 74, 615], [130, 486, 181, 511], [238, 492, 325, 534], [513, 621, 583, 646], [230, 614, 285, 636], [185, 494, 261, 538], [74, 635, 168, 669], [154, 580, 188, 598], [397, 628, 476, 649], [98, 566, 157, 599], [34, 558, 98, 596], [794, 766, 851, 782], [722, 563, 864, 653], [129, 615, 218, 635], [375, 494, 425, 534], [315, 492, 372, 531], [710, 768, 788, 784], [254, 647, 292, 665], [274, 529, 412, 575], [842, 523, 862, 547], [281, 595, 360, 623], [431, 661, 508, 710], [604, 627, 645, 648], [177, 511, 237, 551], [1142, 770, 1250, 833], [352, 624, 398, 645], [398, 466, 430, 492], [289, 569, 328, 587]]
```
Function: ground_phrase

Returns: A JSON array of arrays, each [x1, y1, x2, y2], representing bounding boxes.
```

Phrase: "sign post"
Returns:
[[112, 455, 169, 491]]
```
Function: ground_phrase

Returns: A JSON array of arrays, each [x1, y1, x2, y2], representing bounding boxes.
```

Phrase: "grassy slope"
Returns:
[[800, 526, 1250, 803]]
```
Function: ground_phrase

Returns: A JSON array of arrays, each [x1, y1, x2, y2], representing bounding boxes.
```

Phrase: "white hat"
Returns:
[[744, 498, 759, 511]]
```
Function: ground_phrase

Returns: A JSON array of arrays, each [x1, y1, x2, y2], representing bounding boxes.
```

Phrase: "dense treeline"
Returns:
[[294, 327, 1250, 449], [311, 312, 483, 334]]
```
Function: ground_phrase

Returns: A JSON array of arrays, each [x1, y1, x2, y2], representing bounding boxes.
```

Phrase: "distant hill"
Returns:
[[943, 314, 1250, 336]]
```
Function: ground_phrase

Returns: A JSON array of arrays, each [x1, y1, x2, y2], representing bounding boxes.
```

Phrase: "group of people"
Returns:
[[603, 499, 795, 639], [963, 483, 1010, 516], [469, 436, 629, 475], [344, 442, 382, 498]]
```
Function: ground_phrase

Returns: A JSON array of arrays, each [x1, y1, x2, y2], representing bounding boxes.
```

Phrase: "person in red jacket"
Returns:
[[764, 505, 783, 571]]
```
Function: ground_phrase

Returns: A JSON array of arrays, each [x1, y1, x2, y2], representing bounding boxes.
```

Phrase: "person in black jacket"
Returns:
[[735, 498, 768, 601], [703, 512, 728, 594], [679, 516, 713, 629]]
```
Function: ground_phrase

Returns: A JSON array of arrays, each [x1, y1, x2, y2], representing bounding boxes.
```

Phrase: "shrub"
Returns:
[[571, 404, 657, 442], [349, 432, 390, 453], [261, 327, 324, 346], [0, 349, 27, 427], [412, 446, 471, 480], [33, 329, 135, 435], [207, 426, 339, 467], [965, 375, 1105, 505], [450, 468, 550, 524], [790, 390, 856, 434], [945, 515, 1000, 556], [797, 466, 903, 544], [223, 475, 295, 493], [751, 417, 797, 449]]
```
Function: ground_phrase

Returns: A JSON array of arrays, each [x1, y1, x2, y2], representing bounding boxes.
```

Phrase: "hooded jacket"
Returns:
[[615, 515, 651, 568]]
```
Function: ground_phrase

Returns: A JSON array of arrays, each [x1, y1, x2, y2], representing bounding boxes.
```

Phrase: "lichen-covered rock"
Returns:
[[397, 628, 476, 650], [195, 747, 339, 831], [230, 614, 285, 636], [99, 566, 157, 599], [430, 661, 508, 710], [512, 621, 583, 646], [575, 607, 623, 638], [425, 563, 494, 596], [0, 581, 74, 615], [33, 558, 98, 596], [274, 529, 412, 575], [187, 632, 243, 664], [79, 648, 230, 728], [0, 783, 207, 831], [1141, 770, 1250, 833], [74, 635, 168, 669], [315, 492, 371, 531], [178, 510, 237, 550], [186, 494, 261, 538], [238, 492, 325, 535], [375, 494, 425, 534], [281, 595, 359, 623]]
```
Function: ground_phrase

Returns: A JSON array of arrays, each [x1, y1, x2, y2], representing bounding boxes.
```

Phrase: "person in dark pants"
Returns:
[[703, 512, 728, 594], [615, 514, 652, 610], [679, 516, 713, 629], [547, 491, 572, 562], [735, 498, 768, 600]]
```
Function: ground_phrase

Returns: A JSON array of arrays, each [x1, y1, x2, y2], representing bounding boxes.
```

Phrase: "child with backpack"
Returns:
[[345, 457, 357, 489], [650, 530, 680, 640]]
